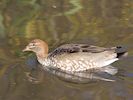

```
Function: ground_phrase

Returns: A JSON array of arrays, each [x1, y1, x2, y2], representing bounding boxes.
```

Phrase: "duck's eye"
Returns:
[[29, 43, 36, 48], [32, 43, 35, 46]]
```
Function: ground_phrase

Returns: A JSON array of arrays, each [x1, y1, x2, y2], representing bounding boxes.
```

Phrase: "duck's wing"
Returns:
[[49, 44, 109, 57]]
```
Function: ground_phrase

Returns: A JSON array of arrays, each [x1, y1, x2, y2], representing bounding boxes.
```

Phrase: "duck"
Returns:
[[23, 39, 127, 82]]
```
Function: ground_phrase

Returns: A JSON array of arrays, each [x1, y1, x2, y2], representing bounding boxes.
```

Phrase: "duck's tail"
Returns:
[[115, 46, 128, 58]]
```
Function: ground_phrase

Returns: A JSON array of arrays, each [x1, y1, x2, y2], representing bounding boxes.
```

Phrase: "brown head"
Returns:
[[23, 39, 48, 58]]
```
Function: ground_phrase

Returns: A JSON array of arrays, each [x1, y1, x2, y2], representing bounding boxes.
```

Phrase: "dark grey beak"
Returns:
[[22, 46, 31, 52]]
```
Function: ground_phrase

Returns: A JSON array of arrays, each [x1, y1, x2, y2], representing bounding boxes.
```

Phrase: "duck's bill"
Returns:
[[22, 47, 30, 52]]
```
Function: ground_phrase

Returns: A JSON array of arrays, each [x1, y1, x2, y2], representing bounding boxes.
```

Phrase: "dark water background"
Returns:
[[0, 0, 133, 100]]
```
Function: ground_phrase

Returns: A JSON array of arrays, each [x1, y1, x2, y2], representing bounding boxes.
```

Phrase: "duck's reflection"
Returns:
[[46, 65, 117, 83]]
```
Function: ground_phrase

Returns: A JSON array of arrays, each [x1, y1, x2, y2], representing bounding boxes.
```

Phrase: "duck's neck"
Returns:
[[37, 52, 48, 58], [36, 48, 48, 60], [36, 53, 51, 67]]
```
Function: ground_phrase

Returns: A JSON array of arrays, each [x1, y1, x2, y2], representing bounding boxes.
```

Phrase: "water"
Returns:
[[0, 0, 133, 100]]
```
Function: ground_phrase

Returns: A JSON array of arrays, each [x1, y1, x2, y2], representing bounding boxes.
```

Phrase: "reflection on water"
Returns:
[[0, 0, 133, 100]]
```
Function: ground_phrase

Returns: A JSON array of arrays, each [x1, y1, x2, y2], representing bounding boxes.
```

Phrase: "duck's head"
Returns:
[[23, 39, 48, 58]]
